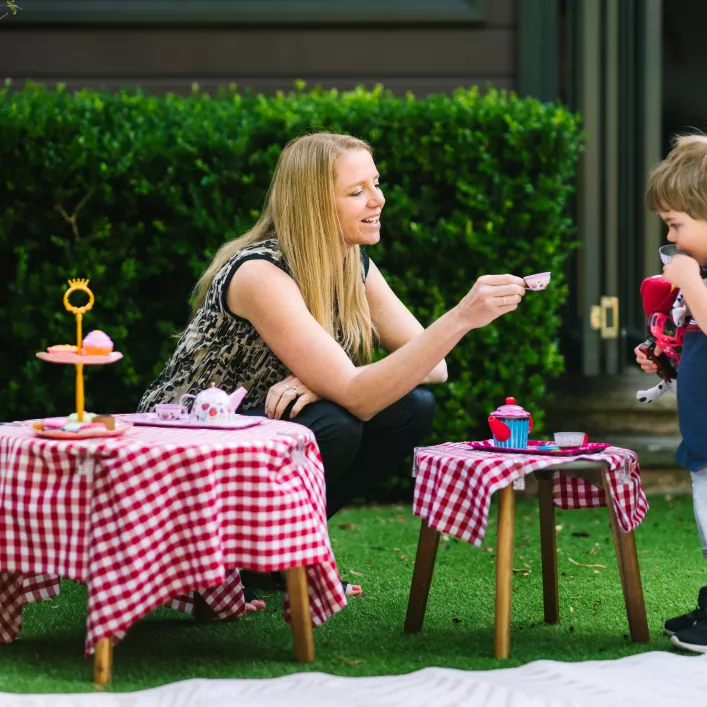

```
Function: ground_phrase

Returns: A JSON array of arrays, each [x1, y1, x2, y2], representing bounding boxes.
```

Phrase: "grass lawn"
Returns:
[[0, 494, 703, 694]]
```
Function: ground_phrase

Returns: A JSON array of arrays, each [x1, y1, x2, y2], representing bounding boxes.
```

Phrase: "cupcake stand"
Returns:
[[34, 278, 131, 439]]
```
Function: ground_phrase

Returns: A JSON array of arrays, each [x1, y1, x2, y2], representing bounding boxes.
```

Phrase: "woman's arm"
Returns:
[[229, 259, 524, 421], [365, 260, 447, 384]]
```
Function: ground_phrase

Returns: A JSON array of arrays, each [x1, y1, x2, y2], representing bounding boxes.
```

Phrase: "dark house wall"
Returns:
[[0, 0, 516, 96], [663, 0, 707, 153]]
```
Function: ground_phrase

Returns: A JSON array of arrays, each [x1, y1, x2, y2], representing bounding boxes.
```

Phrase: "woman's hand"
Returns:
[[265, 374, 321, 419], [634, 343, 659, 374], [457, 274, 527, 330]]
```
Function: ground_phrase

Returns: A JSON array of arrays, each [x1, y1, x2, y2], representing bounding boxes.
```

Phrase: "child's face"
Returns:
[[660, 210, 707, 266]]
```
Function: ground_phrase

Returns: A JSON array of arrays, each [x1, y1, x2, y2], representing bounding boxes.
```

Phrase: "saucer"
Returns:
[[467, 439, 611, 456], [116, 412, 264, 430], [32, 422, 133, 440]]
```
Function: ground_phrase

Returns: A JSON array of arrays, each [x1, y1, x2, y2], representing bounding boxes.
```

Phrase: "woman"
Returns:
[[139, 132, 526, 600]]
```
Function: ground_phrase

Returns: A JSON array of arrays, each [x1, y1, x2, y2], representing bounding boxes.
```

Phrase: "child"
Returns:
[[635, 134, 707, 653]]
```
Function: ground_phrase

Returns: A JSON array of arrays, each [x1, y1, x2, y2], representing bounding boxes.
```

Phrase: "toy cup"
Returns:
[[659, 244, 689, 264], [553, 431, 588, 449], [488, 397, 534, 448], [523, 272, 551, 291], [154, 403, 187, 420]]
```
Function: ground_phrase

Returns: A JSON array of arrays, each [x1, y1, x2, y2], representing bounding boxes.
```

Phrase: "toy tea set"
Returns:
[[32, 278, 131, 439], [30, 279, 260, 439], [120, 386, 261, 430], [468, 397, 610, 456], [464, 270, 607, 456]]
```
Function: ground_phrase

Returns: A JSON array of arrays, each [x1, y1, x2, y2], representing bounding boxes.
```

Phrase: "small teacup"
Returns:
[[154, 403, 187, 421], [659, 244, 689, 265], [553, 431, 588, 449], [523, 272, 552, 291]]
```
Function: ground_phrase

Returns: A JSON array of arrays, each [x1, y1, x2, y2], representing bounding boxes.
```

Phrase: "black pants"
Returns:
[[244, 387, 436, 518]]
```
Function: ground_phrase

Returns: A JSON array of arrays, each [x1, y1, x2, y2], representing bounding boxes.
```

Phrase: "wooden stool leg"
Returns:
[[285, 566, 315, 662], [494, 484, 515, 659], [93, 637, 113, 685], [602, 475, 650, 643], [538, 475, 560, 624], [404, 518, 441, 634]]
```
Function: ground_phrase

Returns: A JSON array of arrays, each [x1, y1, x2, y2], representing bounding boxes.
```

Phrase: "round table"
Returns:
[[0, 418, 347, 684]]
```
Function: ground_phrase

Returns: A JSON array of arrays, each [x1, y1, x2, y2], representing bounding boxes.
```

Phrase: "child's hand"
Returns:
[[663, 254, 701, 290], [634, 344, 659, 374]]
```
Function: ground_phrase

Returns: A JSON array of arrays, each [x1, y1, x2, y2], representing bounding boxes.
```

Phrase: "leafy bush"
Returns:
[[0, 80, 582, 468]]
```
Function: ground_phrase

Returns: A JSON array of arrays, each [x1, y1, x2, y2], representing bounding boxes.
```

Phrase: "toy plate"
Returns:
[[467, 439, 611, 456], [37, 351, 123, 365], [116, 412, 264, 430], [33, 422, 133, 440]]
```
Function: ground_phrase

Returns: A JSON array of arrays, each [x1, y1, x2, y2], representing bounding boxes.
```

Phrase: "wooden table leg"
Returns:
[[93, 637, 113, 685], [601, 474, 650, 643], [285, 566, 315, 662], [537, 474, 560, 624], [404, 518, 441, 634], [494, 484, 515, 659]]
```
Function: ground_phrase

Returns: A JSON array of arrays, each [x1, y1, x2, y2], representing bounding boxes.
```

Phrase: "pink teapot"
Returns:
[[488, 397, 534, 448], [179, 385, 248, 425]]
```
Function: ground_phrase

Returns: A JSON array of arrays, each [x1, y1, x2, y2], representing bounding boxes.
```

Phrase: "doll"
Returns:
[[636, 275, 686, 403]]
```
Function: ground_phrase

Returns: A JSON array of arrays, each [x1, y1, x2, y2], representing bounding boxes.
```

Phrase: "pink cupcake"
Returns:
[[82, 330, 114, 356]]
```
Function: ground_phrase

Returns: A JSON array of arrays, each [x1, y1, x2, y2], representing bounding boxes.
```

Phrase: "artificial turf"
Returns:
[[0, 494, 702, 693]]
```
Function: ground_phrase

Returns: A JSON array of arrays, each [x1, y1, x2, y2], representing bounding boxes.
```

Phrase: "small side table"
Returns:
[[404, 458, 650, 658]]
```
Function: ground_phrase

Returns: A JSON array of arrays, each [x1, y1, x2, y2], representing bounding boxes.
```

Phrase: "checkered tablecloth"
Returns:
[[413, 441, 649, 546], [0, 420, 346, 656]]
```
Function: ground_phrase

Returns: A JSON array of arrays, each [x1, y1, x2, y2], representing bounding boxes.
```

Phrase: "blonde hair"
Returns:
[[192, 132, 375, 363], [646, 134, 707, 219]]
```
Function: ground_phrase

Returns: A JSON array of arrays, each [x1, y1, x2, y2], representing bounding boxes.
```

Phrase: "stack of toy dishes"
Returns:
[[32, 278, 131, 439]]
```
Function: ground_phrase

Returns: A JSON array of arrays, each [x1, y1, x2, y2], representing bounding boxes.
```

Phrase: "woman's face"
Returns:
[[334, 149, 385, 247]]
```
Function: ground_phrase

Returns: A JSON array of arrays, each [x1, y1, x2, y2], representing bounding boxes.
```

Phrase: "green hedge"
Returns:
[[0, 80, 582, 452]]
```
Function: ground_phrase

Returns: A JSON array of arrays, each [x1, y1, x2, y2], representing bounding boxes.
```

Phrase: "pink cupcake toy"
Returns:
[[82, 330, 114, 356]]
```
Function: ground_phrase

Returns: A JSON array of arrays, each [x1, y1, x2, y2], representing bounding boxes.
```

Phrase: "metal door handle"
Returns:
[[589, 296, 619, 339]]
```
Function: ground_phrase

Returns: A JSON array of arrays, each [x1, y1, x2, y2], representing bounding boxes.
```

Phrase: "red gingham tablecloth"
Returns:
[[413, 441, 649, 546], [0, 420, 346, 656]]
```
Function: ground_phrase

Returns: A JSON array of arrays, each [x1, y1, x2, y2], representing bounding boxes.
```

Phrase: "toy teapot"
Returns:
[[179, 385, 248, 425], [488, 397, 534, 448]]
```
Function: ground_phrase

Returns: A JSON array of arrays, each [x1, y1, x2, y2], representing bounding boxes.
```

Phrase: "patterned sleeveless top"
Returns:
[[137, 237, 370, 413]]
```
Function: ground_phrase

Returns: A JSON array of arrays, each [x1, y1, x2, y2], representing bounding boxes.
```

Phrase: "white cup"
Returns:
[[553, 431, 588, 449], [154, 403, 187, 420]]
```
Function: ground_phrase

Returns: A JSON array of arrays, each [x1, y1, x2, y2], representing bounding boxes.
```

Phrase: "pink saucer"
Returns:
[[33, 422, 133, 440], [37, 351, 123, 365], [467, 439, 611, 456], [116, 412, 264, 431]]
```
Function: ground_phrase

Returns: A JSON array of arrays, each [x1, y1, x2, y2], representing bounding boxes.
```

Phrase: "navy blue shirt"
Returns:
[[676, 322, 707, 472]]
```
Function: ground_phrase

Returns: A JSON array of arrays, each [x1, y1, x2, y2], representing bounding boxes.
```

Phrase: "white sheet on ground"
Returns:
[[2, 651, 706, 707]]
